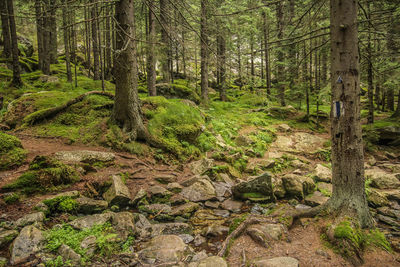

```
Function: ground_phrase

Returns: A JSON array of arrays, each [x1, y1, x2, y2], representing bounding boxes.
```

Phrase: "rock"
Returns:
[[181, 178, 217, 202], [203, 224, 229, 237], [135, 214, 152, 230], [154, 174, 177, 184], [75, 197, 108, 214], [251, 203, 275, 215], [191, 250, 208, 262], [281, 174, 315, 199], [138, 235, 192, 264], [292, 132, 326, 153], [193, 235, 206, 247], [213, 182, 232, 199], [10, 225, 44, 265], [382, 189, 400, 202], [54, 150, 115, 163], [58, 244, 81, 264], [377, 214, 400, 227], [317, 182, 332, 196], [17, 35, 34, 57], [232, 173, 276, 202], [130, 188, 147, 207], [103, 175, 131, 207], [247, 223, 285, 247], [367, 188, 389, 207], [167, 182, 184, 193], [220, 199, 243, 212], [170, 194, 188, 205], [204, 201, 220, 209], [39, 75, 59, 83], [190, 256, 228, 267], [376, 126, 400, 146], [313, 164, 331, 182], [179, 234, 194, 244], [148, 185, 171, 198], [112, 212, 135, 240], [305, 191, 329, 207], [170, 202, 200, 217], [213, 209, 230, 218], [190, 209, 226, 227], [15, 212, 45, 228], [291, 160, 309, 170], [254, 257, 299, 267], [277, 124, 291, 132], [0, 257, 6, 266], [270, 204, 295, 228], [80, 235, 96, 255], [69, 213, 113, 230], [295, 204, 312, 212], [45, 191, 80, 201], [151, 223, 192, 237], [272, 177, 286, 199], [235, 135, 253, 146], [315, 249, 331, 259], [140, 204, 172, 215], [0, 229, 18, 247], [189, 158, 214, 175], [377, 207, 400, 220], [365, 169, 400, 189]]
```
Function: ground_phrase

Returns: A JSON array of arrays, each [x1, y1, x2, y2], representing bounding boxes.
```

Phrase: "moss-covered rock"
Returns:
[[155, 81, 201, 104], [0, 132, 27, 170]]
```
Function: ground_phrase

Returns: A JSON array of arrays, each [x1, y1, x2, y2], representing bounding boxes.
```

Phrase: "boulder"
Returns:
[[103, 175, 131, 207], [140, 204, 172, 215], [111, 212, 136, 240], [58, 244, 81, 264], [189, 158, 214, 175], [272, 177, 286, 199], [75, 197, 108, 214], [10, 225, 44, 265], [39, 75, 59, 83], [130, 188, 147, 207], [376, 126, 400, 146], [138, 235, 192, 264], [235, 135, 253, 146], [247, 223, 285, 247], [0, 229, 18, 247], [148, 185, 172, 199], [80, 235, 96, 255], [69, 213, 113, 230], [203, 224, 229, 237], [232, 173, 276, 202], [281, 174, 315, 199], [213, 182, 233, 199], [313, 164, 331, 182], [317, 182, 332, 196], [277, 124, 291, 132], [17, 35, 34, 57], [292, 132, 326, 153], [220, 199, 243, 212], [181, 178, 217, 202], [305, 191, 329, 207], [365, 169, 400, 189], [254, 257, 299, 267], [377, 207, 400, 220], [54, 150, 115, 163], [15, 212, 45, 228]]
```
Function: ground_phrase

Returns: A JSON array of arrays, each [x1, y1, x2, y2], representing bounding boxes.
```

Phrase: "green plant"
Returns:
[[45, 256, 72, 267], [43, 196, 78, 214], [4, 193, 20, 204]]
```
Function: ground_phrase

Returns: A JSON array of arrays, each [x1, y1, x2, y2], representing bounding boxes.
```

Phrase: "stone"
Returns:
[[138, 235, 191, 264], [377, 214, 400, 227], [54, 150, 115, 163], [193, 235, 206, 247], [140, 204, 172, 215], [17, 35, 34, 57], [151, 223, 192, 237], [313, 164, 331, 182], [235, 135, 253, 146], [167, 182, 184, 193], [272, 177, 286, 199], [232, 173, 276, 202], [111, 212, 135, 240], [15, 212, 45, 228], [190, 209, 226, 228], [130, 188, 147, 207], [290, 160, 308, 170], [376, 126, 400, 146], [39, 75, 59, 83], [203, 224, 229, 237], [305, 191, 329, 207], [0, 229, 18, 247], [190, 256, 228, 267], [377, 207, 400, 220], [367, 188, 389, 207], [270, 204, 295, 228], [179, 234, 194, 244], [365, 168, 400, 189], [10, 225, 44, 265], [213, 209, 230, 218], [220, 199, 243, 212], [69, 213, 113, 230], [189, 158, 214, 175], [317, 182, 332, 196], [281, 174, 315, 199], [254, 257, 299, 267], [80, 235, 96, 255], [181, 178, 217, 202], [103, 175, 131, 207], [247, 223, 285, 247], [277, 124, 291, 132], [58, 244, 81, 264], [170, 202, 200, 217], [170, 194, 188, 205], [213, 182, 232, 198], [45, 191, 80, 201], [292, 132, 326, 153], [154, 174, 177, 184], [204, 201, 220, 209], [382, 189, 400, 202], [191, 250, 208, 262], [75, 197, 108, 214], [148, 185, 171, 198], [295, 204, 312, 212]]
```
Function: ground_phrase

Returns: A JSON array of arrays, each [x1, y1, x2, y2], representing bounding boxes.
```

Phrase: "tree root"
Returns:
[[217, 215, 277, 257], [22, 91, 114, 126]]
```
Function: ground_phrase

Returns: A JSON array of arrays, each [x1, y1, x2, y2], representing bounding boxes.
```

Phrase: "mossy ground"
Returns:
[[0, 132, 27, 170]]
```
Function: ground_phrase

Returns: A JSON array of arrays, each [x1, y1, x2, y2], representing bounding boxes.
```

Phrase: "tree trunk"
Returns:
[[7, 0, 22, 87], [105, 5, 112, 80], [250, 34, 255, 86], [91, 0, 100, 80], [0, 0, 11, 58], [147, 0, 156, 96], [217, 32, 226, 101], [159, 0, 171, 83], [113, 0, 148, 140], [42, 0, 51, 74], [49, 0, 58, 64], [200, 0, 209, 102], [262, 12, 271, 96], [61, 0, 71, 82], [367, 2, 374, 124], [329, 0, 373, 228], [276, 1, 285, 106], [84, 4, 91, 76], [237, 37, 242, 90]]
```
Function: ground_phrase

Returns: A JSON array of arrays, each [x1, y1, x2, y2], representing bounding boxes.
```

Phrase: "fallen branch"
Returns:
[[22, 91, 114, 126], [217, 215, 277, 257]]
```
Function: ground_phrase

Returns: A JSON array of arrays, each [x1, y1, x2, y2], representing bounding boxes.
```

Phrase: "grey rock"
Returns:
[[154, 174, 177, 184], [235, 135, 253, 146], [305, 191, 329, 207], [151, 223, 192, 237], [39, 75, 59, 83], [193, 235, 206, 247], [80, 235, 96, 255], [44, 191, 80, 201], [377, 214, 400, 227], [0, 229, 18, 247], [213, 182, 232, 198], [247, 223, 285, 247], [232, 173, 276, 202], [281, 174, 315, 199], [112, 212, 135, 240], [189, 256, 228, 267], [148, 185, 171, 198], [167, 182, 184, 193], [10, 225, 44, 265], [213, 209, 230, 218], [365, 168, 400, 189], [203, 224, 229, 237], [178, 234, 194, 244], [130, 188, 147, 207], [254, 257, 299, 267], [181, 178, 217, 202], [54, 150, 115, 163], [103, 175, 131, 207], [367, 188, 389, 207], [15, 212, 45, 228], [191, 250, 208, 261], [170, 202, 200, 217], [313, 164, 331, 182], [272, 177, 286, 199], [377, 207, 400, 220], [277, 124, 291, 132], [189, 159, 214, 175], [140, 204, 172, 215], [69, 213, 113, 230], [58, 244, 81, 264], [204, 201, 220, 209], [295, 204, 312, 212], [76, 197, 108, 214], [221, 199, 243, 212]]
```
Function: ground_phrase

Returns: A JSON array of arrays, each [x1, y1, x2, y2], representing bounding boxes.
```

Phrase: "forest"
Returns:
[[0, 0, 399, 266]]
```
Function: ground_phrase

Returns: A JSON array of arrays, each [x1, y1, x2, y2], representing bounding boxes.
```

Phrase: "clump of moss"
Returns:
[[43, 196, 79, 214], [3, 193, 20, 204], [2, 156, 79, 194], [0, 132, 27, 170]]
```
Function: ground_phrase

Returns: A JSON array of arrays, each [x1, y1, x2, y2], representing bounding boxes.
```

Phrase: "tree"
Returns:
[[61, 0, 72, 82], [328, 0, 373, 227], [146, 0, 156, 96], [113, 0, 148, 140], [200, 0, 209, 102], [159, 0, 171, 83], [6, 0, 22, 87], [276, 1, 285, 106], [91, 0, 100, 80], [0, 0, 11, 58]]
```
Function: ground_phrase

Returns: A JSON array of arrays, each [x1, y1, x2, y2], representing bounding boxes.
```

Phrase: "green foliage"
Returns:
[[43, 196, 78, 214], [271, 154, 294, 173], [121, 236, 135, 252], [3, 193, 20, 204], [0, 132, 27, 170], [229, 213, 248, 234], [45, 256, 72, 267]]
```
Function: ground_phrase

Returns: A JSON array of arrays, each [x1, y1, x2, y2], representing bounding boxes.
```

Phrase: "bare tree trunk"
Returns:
[[159, 0, 171, 83], [113, 0, 148, 140], [250, 34, 255, 86], [0, 0, 11, 58], [49, 0, 58, 64], [105, 5, 112, 80], [6, 0, 22, 87], [217, 31, 226, 101], [42, 0, 51, 74], [329, 0, 373, 228], [61, 0, 71, 82], [84, 4, 91, 76], [200, 0, 209, 102], [276, 2, 285, 106], [262, 12, 271, 96], [367, 2, 374, 124], [91, 0, 100, 80], [147, 0, 156, 96], [237, 37, 242, 90]]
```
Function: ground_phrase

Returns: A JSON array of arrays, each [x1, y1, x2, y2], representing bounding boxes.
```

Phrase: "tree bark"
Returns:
[[329, 0, 373, 228], [200, 0, 209, 102], [7, 0, 22, 87], [42, 0, 51, 74], [61, 0, 71, 82], [159, 0, 171, 83], [367, 2, 374, 124], [217, 31, 226, 101], [0, 0, 11, 59], [105, 5, 112, 80], [276, 1, 285, 106], [49, 0, 58, 64], [91, 0, 100, 80], [147, 0, 156, 96], [262, 12, 271, 96], [113, 0, 148, 140]]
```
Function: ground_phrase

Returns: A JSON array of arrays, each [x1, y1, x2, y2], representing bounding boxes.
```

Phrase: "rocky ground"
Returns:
[[0, 125, 400, 267]]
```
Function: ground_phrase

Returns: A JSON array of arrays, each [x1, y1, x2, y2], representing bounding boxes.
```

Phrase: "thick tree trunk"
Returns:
[[159, 0, 171, 83], [200, 0, 209, 102], [113, 0, 148, 140], [147, 0, 156, 96], [49, 0, 58, 64], [276, 2, 285, 106], [7, 0, 22, 87], [329, 0, 373, 228], [0, 0, 11, 58], [61, 0, 71, 82], [367, 2, 374, 124], [42, 0, 51, 74], [91, 0, 100, 80], [262, 12, 271, 96]]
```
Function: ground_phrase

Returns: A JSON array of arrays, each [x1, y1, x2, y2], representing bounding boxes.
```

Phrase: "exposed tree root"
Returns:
[[217, 215, 277, 257], [22, 91, 114, 126]]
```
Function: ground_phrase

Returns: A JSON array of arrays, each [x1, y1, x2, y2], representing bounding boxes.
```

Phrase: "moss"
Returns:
[[0, 132, 27, 170], [334, 221, 363, 248], [228, 213, 248, 234], [3, 193, 20, 204], [43, 196, 78, 214]]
